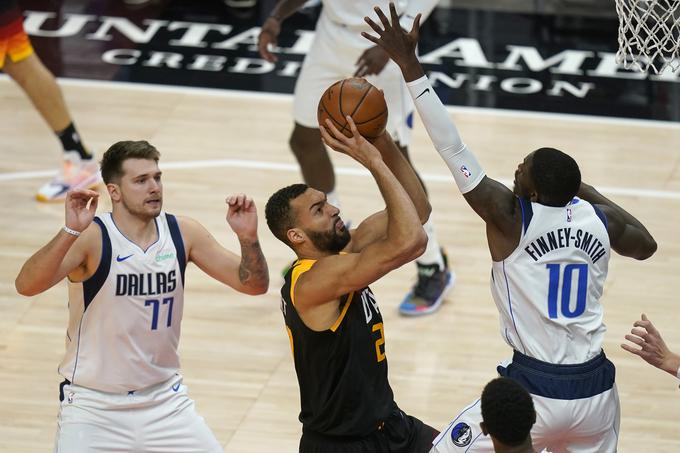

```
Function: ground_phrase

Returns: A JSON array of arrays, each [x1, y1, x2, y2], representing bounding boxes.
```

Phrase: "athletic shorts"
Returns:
[[430, 350, 620, 453], [54, 374, 223, 453], [0, 1, 34, 69], [300, 404, 438, 453], [293, 12, 414, 146]]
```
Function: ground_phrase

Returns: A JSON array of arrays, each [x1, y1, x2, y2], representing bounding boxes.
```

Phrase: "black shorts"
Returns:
[[299, 406, 438, 453]]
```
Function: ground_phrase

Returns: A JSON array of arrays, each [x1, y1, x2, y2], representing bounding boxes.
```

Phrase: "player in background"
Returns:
[[480, 378, 537, 453], [15, 140, 269, 452], [258, 0, 454, 316], [265, 118, 438, 452], [363, 5, 657, 452], [1, 0, 100, 201]]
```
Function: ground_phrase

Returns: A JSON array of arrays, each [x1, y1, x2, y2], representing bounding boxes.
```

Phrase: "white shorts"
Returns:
[[293, 12, 414, 146], [54, 374, 222, 453], [430, 352, 620, 453]]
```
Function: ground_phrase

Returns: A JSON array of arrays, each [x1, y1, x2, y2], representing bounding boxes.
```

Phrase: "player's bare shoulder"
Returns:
[[170, 215, 204, 246]]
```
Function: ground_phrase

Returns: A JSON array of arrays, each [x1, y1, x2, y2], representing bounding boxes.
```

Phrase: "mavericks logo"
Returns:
[[451, 422, 473, 447], [155, 252, 175, 262]]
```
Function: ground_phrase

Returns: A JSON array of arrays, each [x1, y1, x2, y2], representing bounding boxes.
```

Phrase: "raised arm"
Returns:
[[258, 0, 310, 62], [182, 194, 269, 296], [15, 189, 100, 296], [346, 130, 431, 253], [355, 0, 441, 77], [578, 182, 657, 260], [362, 4, 519, 236], [293, 118, 427, 307]]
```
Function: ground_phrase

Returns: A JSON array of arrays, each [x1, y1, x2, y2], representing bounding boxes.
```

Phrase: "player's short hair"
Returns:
[[100, 140, 160, 184], [530, 147, 581, 207], [481, 377, 536, 446], [265, 183, 309, 245]]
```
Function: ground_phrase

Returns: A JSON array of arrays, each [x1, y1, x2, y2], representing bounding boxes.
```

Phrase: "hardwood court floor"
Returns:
[[1, 77, 679, 452]]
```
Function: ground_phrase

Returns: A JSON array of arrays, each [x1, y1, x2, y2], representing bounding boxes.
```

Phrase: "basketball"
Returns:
[[317, 77, 388, 139]]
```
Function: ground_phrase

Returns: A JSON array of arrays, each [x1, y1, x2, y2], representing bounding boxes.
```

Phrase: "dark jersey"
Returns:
[[281, 259, 395, 438]]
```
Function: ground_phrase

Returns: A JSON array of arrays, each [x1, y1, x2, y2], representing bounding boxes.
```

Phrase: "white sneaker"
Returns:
[[36, 151, 102, 202]]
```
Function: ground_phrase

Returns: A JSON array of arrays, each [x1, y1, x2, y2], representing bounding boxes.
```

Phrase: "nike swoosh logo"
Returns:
[[116, 254, 133, 262], [171, 382, 181, 392], [415, 88, 430, 99]]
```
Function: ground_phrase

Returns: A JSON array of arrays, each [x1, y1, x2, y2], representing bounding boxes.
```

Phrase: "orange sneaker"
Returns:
[[36, 152, 101, 202]]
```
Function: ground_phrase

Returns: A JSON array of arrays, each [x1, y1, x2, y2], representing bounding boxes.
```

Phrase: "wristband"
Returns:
[[676, 365, 680, 380], [63, 225, 81, 237]]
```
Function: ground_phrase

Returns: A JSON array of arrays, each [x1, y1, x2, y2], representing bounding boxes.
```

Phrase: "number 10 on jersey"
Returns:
[[546, 264, 588, 319]]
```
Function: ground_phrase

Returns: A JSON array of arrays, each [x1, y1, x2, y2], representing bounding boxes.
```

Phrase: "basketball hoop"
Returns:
[[615, 0, 680, 74]]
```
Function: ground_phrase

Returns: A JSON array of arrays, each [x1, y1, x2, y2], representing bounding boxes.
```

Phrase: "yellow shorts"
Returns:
[[0, 4, 34, 69]]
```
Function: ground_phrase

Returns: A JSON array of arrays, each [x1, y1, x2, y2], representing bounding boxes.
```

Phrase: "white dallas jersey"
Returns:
[[321, 0, 406, 29], [59, 212, 186, 393], [491, 198, 610, 364]]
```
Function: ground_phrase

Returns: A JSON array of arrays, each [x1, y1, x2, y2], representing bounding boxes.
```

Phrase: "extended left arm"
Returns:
[[181, 196, 269, 295], [346, 132, 431, 252], [356, 0, 440, 77]]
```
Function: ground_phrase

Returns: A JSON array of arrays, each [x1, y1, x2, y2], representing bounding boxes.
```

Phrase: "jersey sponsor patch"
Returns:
[[451, 422, 473, 447], [155, 251, 175, 262]]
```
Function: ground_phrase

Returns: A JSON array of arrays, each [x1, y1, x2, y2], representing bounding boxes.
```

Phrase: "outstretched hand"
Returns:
[[320, 117, 382, 169], [226, 194, 258, 241], [622, 313, 680, 385], [362, 3, 421, 70], [65, 189, 99, 233]]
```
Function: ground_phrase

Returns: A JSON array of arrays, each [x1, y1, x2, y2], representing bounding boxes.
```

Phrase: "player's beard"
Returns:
[[121, 196, 162, 221], [306, 224, 351, 254]]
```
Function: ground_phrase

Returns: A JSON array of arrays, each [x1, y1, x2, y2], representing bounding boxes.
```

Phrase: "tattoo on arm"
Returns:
[[238, 239, 269, 287]]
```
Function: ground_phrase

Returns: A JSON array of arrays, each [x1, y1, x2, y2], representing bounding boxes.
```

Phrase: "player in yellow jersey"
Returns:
[[266, 119, 438, 452]]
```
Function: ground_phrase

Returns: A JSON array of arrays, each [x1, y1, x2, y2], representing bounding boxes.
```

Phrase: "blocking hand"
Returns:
[[362, 3, 421, 69]]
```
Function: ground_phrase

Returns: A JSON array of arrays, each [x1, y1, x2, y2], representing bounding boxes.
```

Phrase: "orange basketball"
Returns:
[[317, 78, 388, 139]]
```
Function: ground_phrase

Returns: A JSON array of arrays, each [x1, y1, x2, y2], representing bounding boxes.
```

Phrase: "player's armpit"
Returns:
[[463, 176, 521, 232], [347, 210, 388, 253]]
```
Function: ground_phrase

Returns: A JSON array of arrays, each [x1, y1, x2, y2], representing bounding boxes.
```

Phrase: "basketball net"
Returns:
[[615, 0, 680, 74]]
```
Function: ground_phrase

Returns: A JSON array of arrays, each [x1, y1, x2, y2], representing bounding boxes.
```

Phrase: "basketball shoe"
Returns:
[[399, 249, 455, 316], [36, 151, 101, 202]]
